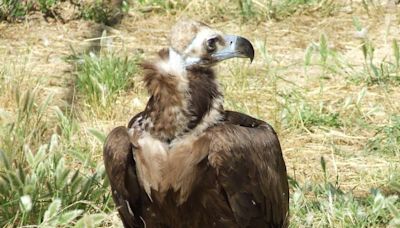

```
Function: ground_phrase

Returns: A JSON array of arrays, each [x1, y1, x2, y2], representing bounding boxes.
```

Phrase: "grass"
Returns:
[[80, 0, 131, 24], [351, 17, 400, 85], [0, 137, 111, 227], [367, 115, 400, 155], [289, 158, 400, 227], [0, 0, 33, 20], [0, 0, 125, 23], [73, 36, 141, 115], [132, 0, 187, 14], [290, 180, 400, 227], [0, 0, 60, 20], [0, 88, 112, 226], [279, 90, 343, 131], [237, 0, 338, 21], [0, 48, 114, 226], [1, 0, 400, 227]]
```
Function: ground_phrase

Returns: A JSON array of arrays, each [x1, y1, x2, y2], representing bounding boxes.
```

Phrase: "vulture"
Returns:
[[103, 20, 289, 228]]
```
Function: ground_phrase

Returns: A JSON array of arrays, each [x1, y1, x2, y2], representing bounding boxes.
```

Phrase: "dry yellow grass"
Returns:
[[0, 0, 399, 226], [0, 0, 398, 193]]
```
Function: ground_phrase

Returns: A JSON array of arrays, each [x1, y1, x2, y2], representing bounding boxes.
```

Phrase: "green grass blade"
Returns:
[[43, 198, 62, 223], [87, 128, 106, 144], [393, 39, 399, 68]]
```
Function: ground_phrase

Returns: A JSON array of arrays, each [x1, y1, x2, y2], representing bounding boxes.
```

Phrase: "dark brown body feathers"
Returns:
[[105, 111, 289, 228], [104, 44, 289, 227]]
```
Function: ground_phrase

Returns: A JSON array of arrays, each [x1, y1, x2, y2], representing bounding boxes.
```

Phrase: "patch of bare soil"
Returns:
[[0, 12, 104, 110], [1, 0, 399, 198]]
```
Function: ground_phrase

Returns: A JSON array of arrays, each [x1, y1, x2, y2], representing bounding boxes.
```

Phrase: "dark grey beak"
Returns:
[[211, 35, 254, 63]]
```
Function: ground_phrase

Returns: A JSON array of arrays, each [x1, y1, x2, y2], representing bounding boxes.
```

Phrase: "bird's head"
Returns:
[[169, 20, 254, 70]]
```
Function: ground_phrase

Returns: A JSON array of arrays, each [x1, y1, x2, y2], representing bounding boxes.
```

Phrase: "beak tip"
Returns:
[[240, 37, 254, 64], [213, 35, 255, 64], [249, 51, 254, 63]]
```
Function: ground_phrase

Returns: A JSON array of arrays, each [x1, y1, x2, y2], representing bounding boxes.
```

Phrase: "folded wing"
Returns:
[[208, 111, 289, 227]]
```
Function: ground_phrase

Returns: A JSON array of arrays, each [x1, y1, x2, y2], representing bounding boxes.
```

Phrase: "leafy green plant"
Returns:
[[135, 0, 184, 12], [0, 132, 111, 226], [304, 33, 352, 77], [0, 0, 32, 20], [0, 78, 111, 226], [388, 166, 400, 196], [54, 106, 78, 142], [393, 39, 399, 70], [360, 0, 386, 16], [0, 0, 123, 23], [1, 86, 52, 158], [289, 158, 400, 227], [238, 0, 256, 19], [81, 0, 113, 24], [353, 17, 400, 85], [367, 115, 400, 155], [235, 0, 337, 21], [0, 0, 59, 21], [37, 0, 58, 15], [75, 52, 139, 109], [279, 90, 342, 131]]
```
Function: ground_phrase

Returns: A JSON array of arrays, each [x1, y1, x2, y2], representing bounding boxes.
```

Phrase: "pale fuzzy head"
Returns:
[[170, 20, 224, 63], [168, 20, 254, 69]]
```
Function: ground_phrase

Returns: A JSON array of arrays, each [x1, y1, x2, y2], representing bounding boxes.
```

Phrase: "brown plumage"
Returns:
[[104, 20, 289, 228]]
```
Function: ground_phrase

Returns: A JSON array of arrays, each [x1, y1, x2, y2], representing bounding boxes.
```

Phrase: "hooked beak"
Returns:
[[211, 35, 254, 63]]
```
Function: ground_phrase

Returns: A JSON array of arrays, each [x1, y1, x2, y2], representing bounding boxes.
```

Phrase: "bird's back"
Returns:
[[104, 111, 289, 228]]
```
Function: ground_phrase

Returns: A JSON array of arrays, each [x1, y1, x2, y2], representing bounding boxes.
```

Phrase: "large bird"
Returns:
[[103, 20, 289, 228]]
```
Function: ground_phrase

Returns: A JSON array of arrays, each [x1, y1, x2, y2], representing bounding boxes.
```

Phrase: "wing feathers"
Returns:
[[105, 112, 288, 228], [208, 121, 289, 228], [103, 126, 144, 228]]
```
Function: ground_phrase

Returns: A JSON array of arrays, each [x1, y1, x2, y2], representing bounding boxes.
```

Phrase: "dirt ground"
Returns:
[[1, 0, 399, 200]]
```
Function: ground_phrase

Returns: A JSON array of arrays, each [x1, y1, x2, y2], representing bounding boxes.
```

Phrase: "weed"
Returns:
[[1, 1, 400, 227], [80, 0, 114, 24], [279, 90, 342, 131], [361, 0, 386, 16], [54, 106, 78, 142], [0, 0, 125, 23], [353, 17, 400, 85], [238, 0, 257, 19], [304, 33, 332, 72], [393, 39, 400, 69], [0, 0, 31, 20], [74, 52, 140, 111], [0, 136, 111, 226], [0, 86, 52, 159], [388, 166, 400, 195], [134, 0, 186, 13], [289, 158, 400, 227], [367, 115, 400, 155], [37, 0, 58, 15], [304, 33, 353, 77], [0, 0, 60, 21], [0, 85, 110, 226], [235, 0, 337, 21]]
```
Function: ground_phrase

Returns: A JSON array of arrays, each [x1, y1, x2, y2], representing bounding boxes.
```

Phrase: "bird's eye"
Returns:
[[206, 37, 218, 53]]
